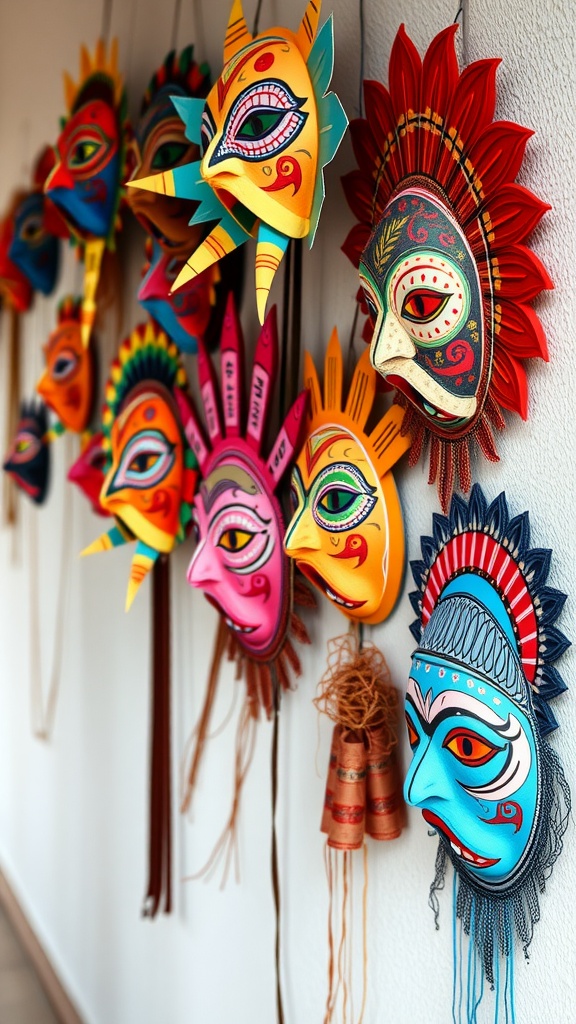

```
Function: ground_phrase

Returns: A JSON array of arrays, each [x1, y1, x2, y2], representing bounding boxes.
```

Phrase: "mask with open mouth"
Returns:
[[342, 25, 552, 511], [284, 329, 410, 624], [405, 485, 570, 1021], [81, 320, 197, 609], [128, 0, 347, 323], [179, 292, 308, 681], [3, 400, 50, 504]]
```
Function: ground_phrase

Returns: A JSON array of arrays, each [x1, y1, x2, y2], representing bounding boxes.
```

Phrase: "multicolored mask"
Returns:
[[36, 297, 95, 434], [179, 294, 308, 683], [129, 0, 347, 322], [0, 215, 33, 313], [82, 321, 196, 608], [405, 485, 570, 1022], [7, 147, 68, 296], [3, 400, 50, 504], [138, 238, 219, 353], [45, 40, 129, 346], [342, 26, 552, 510], [285, 329, 410, 624], [67, 431, 110, 516], [127, 46, 210, 256]]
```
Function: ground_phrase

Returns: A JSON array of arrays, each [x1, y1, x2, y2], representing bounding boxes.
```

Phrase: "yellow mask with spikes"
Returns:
[[128, 0, 347, 323], [284, 330, 410, 625]]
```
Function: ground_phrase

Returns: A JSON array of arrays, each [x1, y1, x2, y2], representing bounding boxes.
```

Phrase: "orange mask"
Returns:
[[36, 297, 94, 434], [285, 330, 410, 625], [82, 322, 197, 609]]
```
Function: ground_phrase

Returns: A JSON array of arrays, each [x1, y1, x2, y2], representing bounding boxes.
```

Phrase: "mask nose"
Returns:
[[403, 739, 447, 808], [284, 509, 321, 556], [371, 310, 416, 373], [187, 538, 220, 588], [45, 160, 74, 193]]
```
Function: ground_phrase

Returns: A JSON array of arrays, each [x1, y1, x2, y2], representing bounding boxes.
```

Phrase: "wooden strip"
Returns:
[[0, 869, 84, 1024]]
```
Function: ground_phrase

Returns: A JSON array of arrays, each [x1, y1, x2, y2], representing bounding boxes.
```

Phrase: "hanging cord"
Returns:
[[28, 439, 74, 740], [252, 0, 264, 36], [170, 0, 184, 51], [101, 0, 113, 42], [270, 665, 285, 1024], [358, 0, 365, 117]]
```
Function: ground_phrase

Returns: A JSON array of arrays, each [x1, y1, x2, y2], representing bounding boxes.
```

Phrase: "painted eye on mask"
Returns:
[[19, 213, 44, 245], [66, 127, 110, 175], [312, 462, 377, 533], [50, 348, 79, 382], [405, 712, 419, 750], [218, 528, 253, 552], [110, 430, 175, 491], [201, 109, 216, 157], [388, 253, 469, 347], [151, 141, 189, 171], [210, 504, 274, 575], [212, 81, 307, 163], [13, 432, 40, 463], [443, 727, 503, 767]]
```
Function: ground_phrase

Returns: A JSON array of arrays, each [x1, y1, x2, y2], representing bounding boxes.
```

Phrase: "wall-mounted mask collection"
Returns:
[[0, 3, 568, 1022]]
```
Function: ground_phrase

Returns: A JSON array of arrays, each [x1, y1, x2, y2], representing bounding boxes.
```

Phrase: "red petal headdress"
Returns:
[[342, 25, 552, 511]]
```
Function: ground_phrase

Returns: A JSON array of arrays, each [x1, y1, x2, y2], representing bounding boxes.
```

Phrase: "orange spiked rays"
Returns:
[[285, 329, 410, 625]]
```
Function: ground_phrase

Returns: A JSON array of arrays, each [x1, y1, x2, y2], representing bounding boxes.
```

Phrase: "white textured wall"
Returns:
[[0, 1, 574, 1022]]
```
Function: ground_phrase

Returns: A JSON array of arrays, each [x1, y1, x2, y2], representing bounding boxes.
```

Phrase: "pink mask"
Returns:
[[177, 294, 307, 666]]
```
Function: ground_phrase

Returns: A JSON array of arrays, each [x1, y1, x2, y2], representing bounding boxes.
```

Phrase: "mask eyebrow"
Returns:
[[202, 465, 261, 512]]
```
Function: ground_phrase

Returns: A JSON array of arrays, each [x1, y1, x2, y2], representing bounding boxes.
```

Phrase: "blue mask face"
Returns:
[[46, 97, 121, 241], [404, 652, 539, 885], [9, 193, 60, 295]]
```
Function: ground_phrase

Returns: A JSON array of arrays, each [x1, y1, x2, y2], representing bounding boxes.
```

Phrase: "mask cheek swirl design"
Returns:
[[190, 475, 283, 654], [342, 25, 552, 511], [405, 486, 570, 1023], [359, 190, 484, 432], [404, 667, 538, 884]]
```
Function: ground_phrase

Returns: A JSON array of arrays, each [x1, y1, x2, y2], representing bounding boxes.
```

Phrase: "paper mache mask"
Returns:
[[285, 329, 410, 624], [44, 40, 130, 347], [36, 296, 95, 435], [7, 148, 68, 297], [176, 294, 309, 712], [342, 25, 552, 511], [0, 215, 33, 313], [3, 400, 50, 504], [127, 46, 210, 256], [405, 485, 570, 1020], [138, 237, 220, 354], [129, 0, 347, 323], [67, 432, 110, 516], [82, 322, 197, 608]]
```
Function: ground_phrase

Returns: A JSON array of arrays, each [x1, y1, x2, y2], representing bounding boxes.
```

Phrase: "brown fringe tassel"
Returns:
[[314, 631, 403, 850], [143, 557, 172, 918], [187, 699, 257, 887], [180, 616, 229, 815]]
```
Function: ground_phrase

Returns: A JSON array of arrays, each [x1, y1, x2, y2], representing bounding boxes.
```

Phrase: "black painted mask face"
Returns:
[[3, 401, 50, 504], [359, 186, 485, 437]]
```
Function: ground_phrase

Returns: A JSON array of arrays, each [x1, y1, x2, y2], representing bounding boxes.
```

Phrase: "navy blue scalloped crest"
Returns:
[[409, 484, 569, 736]]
